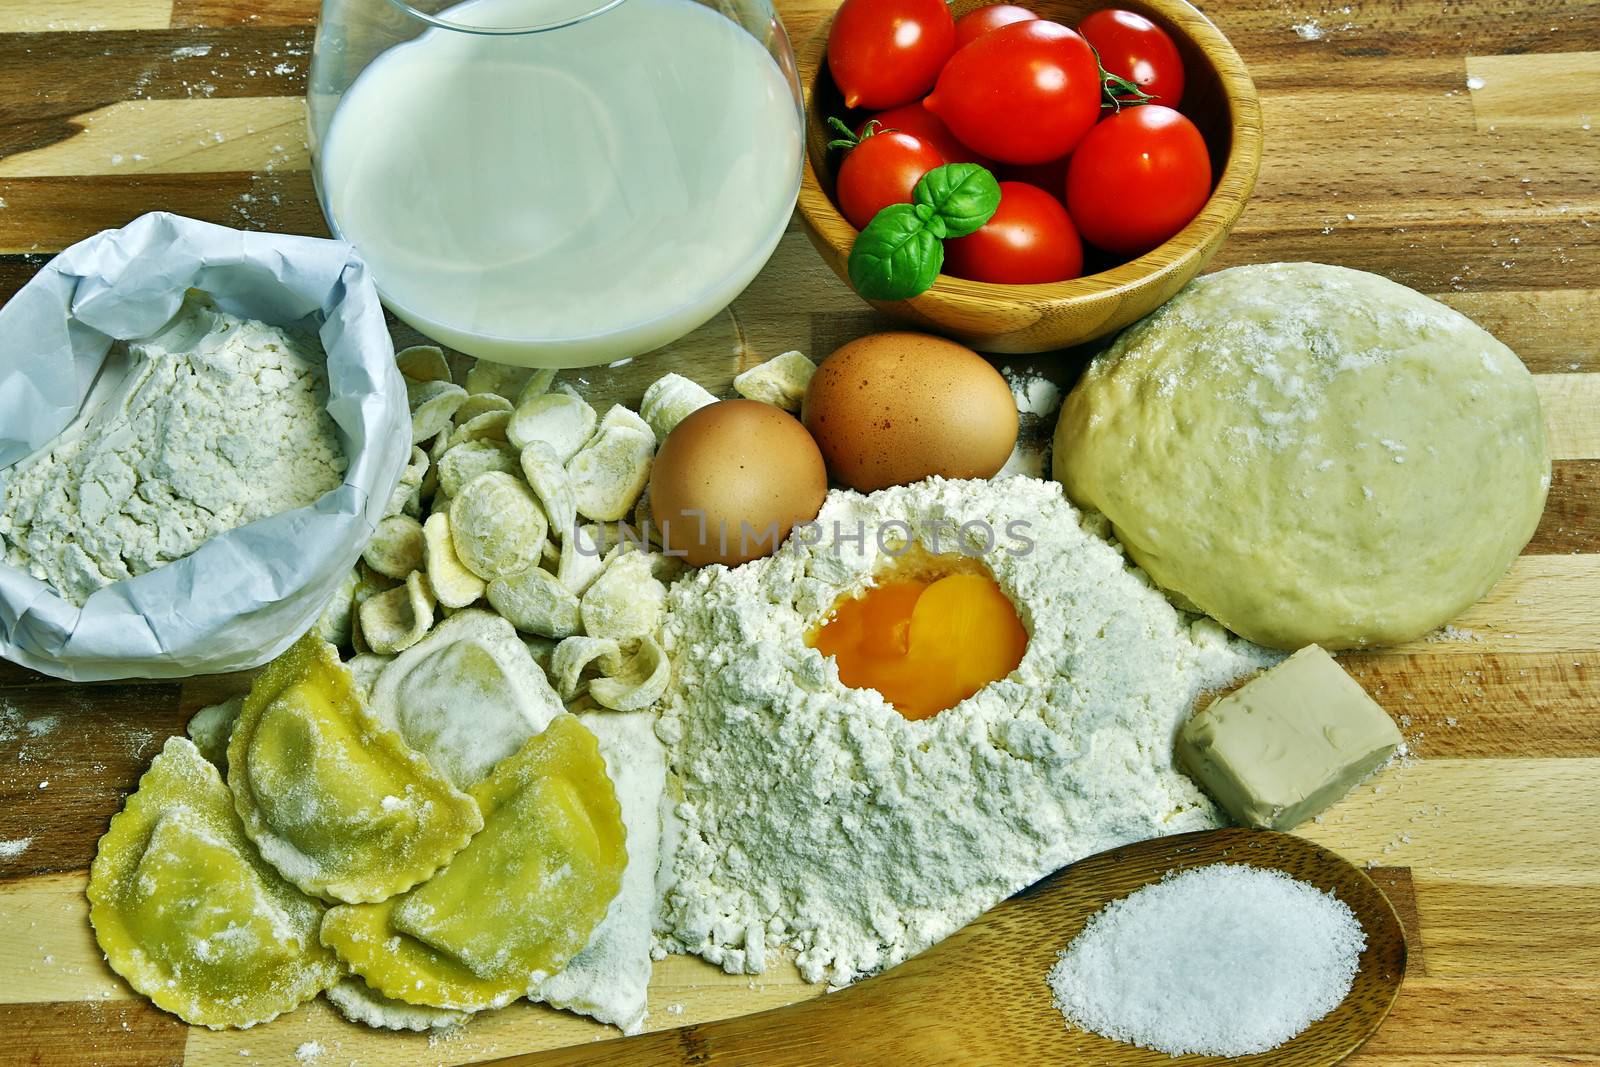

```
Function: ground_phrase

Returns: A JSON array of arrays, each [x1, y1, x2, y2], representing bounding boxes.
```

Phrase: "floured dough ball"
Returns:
[[1053, 262, 1550, 650]]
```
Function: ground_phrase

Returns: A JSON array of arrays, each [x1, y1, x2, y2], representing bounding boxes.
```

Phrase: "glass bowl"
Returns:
[[308, 0, 804, 368]]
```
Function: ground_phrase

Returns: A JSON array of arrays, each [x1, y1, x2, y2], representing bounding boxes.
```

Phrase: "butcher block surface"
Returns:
[[0, 0, 1597, 1063]]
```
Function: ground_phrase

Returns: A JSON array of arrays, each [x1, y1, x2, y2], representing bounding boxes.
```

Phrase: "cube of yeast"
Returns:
[[1178, 645, 1403, 830]]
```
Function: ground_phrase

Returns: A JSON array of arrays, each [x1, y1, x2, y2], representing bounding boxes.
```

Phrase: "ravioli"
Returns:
[[534, 709, 666, 1033], [369, 610, 563, 789], [321, 715, 626, 1009], [324, 977, 470, 1032], [87, 737, 339, 1029], [227, 632, 482, 904]]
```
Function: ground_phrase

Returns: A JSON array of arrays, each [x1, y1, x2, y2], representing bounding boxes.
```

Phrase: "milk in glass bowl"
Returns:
[[309, 0, 804, 368]]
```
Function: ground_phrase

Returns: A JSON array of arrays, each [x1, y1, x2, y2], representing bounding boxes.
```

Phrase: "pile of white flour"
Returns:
[[655, 477, 1273, 986], [0, 298, 346, 605]]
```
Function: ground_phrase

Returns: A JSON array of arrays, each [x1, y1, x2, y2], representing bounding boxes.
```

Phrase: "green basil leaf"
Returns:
[[913, 163, 1002, 238], [847, 204, 943, 302]]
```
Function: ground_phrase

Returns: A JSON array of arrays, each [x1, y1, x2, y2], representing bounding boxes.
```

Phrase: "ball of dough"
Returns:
[[1053, 262, 1549, 650]]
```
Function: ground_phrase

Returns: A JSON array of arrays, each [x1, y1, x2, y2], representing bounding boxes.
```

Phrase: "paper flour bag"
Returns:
[[0, 212, 409, 681]]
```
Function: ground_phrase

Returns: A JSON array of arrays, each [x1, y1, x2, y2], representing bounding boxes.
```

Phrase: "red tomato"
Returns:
[[857, 104, 993, 168], [834, 129, 945, 230], [943, 181, 1084, 283], [1066, 105, 1211, 256], [923, 21, 1101, 165], [952, 3, 1038, 50], [827, 0, 957, 110], [1078, 9, 1186, 106]]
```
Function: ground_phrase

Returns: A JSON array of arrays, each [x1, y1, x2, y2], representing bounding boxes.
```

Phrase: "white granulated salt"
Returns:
[[1048, 864, 1365, 1057]]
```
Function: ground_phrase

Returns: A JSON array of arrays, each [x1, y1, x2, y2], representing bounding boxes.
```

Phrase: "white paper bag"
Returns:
[[0, 212, 409, 681]]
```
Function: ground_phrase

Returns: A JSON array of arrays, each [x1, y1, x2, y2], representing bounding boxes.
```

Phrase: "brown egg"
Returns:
[[650, 399, 828, 568], [802, 332, 1018, 492]]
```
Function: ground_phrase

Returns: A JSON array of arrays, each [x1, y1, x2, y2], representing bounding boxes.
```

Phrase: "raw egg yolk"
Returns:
[[809, 573, 1028, 720]]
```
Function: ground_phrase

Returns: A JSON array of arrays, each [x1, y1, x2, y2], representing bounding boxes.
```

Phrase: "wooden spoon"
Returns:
[[502, 828, 1407, 1067]]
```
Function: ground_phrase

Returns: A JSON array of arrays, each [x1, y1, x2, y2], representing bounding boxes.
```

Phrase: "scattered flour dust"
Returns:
[[0, 837, 32, 860], [1048, 864, 1365, 1057], [656, 477, 1273, 986]]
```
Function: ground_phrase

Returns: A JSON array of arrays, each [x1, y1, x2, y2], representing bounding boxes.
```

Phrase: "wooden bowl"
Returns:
[[794, 0, 1263, 353]]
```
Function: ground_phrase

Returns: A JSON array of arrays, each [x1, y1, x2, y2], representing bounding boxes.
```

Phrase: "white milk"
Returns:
[[316, 0, 802, 367]]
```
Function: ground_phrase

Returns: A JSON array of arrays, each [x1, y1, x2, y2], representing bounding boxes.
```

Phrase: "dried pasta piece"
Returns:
[[187, 695, 242, 771], [227, 634, 481, 904], [436, 439, 519, 499], [589, 636, 669, 711], [423, 512, 486, 609], [733, 350, 816, 412], [321, 716, 624, 1008], [515, 368, 558, 406], [450, 472, 547, 580], [447, 408, 512, 449], [534, 709, 665, 1034], [360, 570, 437, 654], [363, 514, 426, 580], [88, 737, 340, 1029], [314, 566, 361, 648], [523, 634, 558, 674], [548, 636, 624, 701], [345, 652, 393, 701], [455, 392, 513, 424], [408, 379, 469, 445], [567, 424, 654, 522], [487, 564, 582, 638], [520, 441, 578, 541], [383, 446, 430, 520], [580, 551, 665, 643], [641, 373, 717, 442], [396, 345, 452, 384], [596, 403, 653, 439], [421, 428, 450, 500], [325, 977, 470, 1033], [369, 609, 561, 789], [557, 524, 615, 596], [507, 392, 597, 462], [465, 359, 535, 398]]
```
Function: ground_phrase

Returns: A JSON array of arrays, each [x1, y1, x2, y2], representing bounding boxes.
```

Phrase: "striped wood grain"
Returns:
[[0, 0, 1595, 1063]]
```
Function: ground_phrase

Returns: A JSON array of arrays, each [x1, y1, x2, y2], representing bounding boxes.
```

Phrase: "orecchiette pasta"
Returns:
[[359, 570, 437, 654], [567, 423, 654, 522], [363, 514, 426, 580], [407, 379, 468, 445], [507, 391, 597, 462], [487, 564, 582, 638], [640, 373, 717, 442], [423, 512, 486, 609], [732, 350, 817, 412], [450, 472, 548, 581], [588, 635, 670, 711]]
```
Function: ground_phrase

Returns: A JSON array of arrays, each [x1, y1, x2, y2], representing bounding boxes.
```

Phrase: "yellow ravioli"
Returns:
[[320, 715, 626, 1009], [87, 737, 340, 1029], [228, 632, 482, 904]]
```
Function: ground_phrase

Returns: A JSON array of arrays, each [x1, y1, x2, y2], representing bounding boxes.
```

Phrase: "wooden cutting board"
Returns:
[[1, 0, 1597, 1064]]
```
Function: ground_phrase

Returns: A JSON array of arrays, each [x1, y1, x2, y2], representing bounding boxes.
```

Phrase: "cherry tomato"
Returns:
[[923, 21, 1101, 165], [1065, 105, 1211, 256], [1078, 9, 1186, 106], [834, 128, 945, 231], [952, 3, 1038, 50], [827, 0, 956, 110], [943, 181, 1084, 284], [857, 104, 993, 168]]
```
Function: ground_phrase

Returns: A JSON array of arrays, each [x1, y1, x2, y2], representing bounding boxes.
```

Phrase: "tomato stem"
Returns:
[[1085, 43, 1156, 112], [827, 116, 886, 152]]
